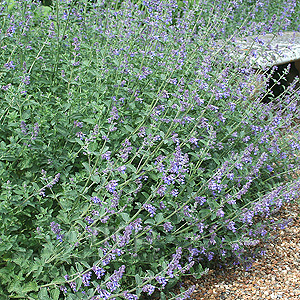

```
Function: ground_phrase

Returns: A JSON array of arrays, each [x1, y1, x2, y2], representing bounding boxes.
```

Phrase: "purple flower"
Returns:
[[82, 271, 92, 286], [170, 145, 189, 174], [102, 135, 110, 141], [31, 123, 39, 140], [195, 196, 206, 206], [111, 191, 121, 208], [59, 286, 67, 294], [76, 131, 86, 140], [20, 121, 28, 135], [119, 139, 132, 161], [170, 189, 179, 197], [216, 208, 225, 218], [156, 276, 168, 288], [106, 180, 118, 193], [20, 75, 30, 85], [117, 219, 142, 247], [96, 287, 111, 300], [142, 284, 155, 296], [117, 165, 127, 174], [183, 205, 192, 218], [189, 137, 199, 147], [106, 280, 120, 292], [228, 102, 236, 111], [108, 106, 119, 123], [123, 291, 138, 300], [50, 222, 61, 235], [209, 232, 216, 245], [157, 185, 167, 197], [235, 162, 243, 170], [50, 222, 63, 242], [91, 196, 102, 204], [207, 252, 214, 261], [176, 285, 196, 300], [188, 247, 200, 261], [163, 222, 173, 232], [143, 203, 156, 217], [46, 173, 60, 188], [39, 188, 45, 197], [243, 136, 251, 142], [2, 83, 11, 90], [72, 37, 81, 51], [196, 222, 205, 233], [163, 174, 176, 185], [69, 281, 77, 292], [226, 220, 237, 232], [106, 265, 125, 292], [227, 173, 234, 180], [208, 180, 219, 191], [240, 210, 254, 225], [4, 61, 15, 69], [101, 216, 110, 223], [181, 261, 195, 274], [132, 218, 143, 232], [231, 243, 239, 251], [74, 120, 83, 128], [138, 127, 147, 137], [85, 216, 94, 225], [167, 247, 182, 278], [92, 266, 105, 279], [145, 229, 153, 244]]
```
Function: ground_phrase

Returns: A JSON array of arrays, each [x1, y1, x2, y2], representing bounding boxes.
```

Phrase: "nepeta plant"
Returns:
[[0, 0, 300, 299]]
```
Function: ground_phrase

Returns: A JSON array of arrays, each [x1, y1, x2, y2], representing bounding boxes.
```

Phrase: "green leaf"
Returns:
[[8, 280, 22, 294], [75, 262, 83, 273], [124, 125, 134, 132], [83, 118, 96, 124], [7, 0, 16, 11], [160, 291, 166, 300], [193, 264, 205, 279], [120, 212, 130, 222], [82, 162, 91, 174], [40, 6, 52, 16], [68, 231, 77, 243], [144, 219, 154, 225], [23, 281, 38, 293], [160, 74, 166, 80], [210, 212, 217, 221], [50, 288, 60, 300], [38, 287, 51, 299], [91, 174, 100, 183], [135, 274, 142, 285], [136, 287, 142, 297], [155, 213, 164, 224], [81, 261, 90, 269]]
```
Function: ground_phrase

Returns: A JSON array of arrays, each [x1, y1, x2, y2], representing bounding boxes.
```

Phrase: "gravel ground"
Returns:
[[175, 200, 300, 300]]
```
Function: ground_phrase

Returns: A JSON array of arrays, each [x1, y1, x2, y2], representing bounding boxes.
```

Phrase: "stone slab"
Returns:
[[234, 31, 300, 71]]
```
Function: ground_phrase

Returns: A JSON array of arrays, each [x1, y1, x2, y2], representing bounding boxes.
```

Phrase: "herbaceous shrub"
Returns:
[[0, 0, 300, 299]]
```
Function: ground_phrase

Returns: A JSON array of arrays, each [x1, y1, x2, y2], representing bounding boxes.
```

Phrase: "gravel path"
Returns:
[[176, 200, 300, 300]]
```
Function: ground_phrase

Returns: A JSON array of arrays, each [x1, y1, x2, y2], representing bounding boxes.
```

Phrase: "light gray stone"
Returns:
[[235, 31, 300, 71]]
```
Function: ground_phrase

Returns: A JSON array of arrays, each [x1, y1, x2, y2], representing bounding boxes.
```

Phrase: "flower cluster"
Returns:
[[50, 222, 64, 242], [106, 265, 125, 292]]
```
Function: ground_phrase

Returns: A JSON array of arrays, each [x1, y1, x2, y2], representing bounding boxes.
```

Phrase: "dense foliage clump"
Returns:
[[0, 0, 300, 299]]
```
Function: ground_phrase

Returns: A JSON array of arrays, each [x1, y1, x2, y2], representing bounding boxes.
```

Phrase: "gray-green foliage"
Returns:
[[0, 0, 299, 299]]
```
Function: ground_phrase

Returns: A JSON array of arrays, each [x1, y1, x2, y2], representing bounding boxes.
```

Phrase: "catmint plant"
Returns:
[[0, 0, 300, 299]]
